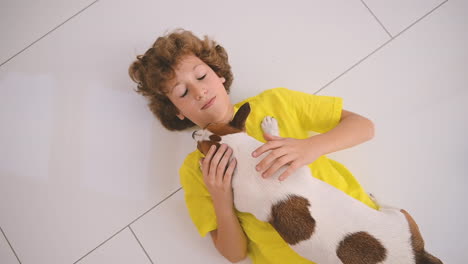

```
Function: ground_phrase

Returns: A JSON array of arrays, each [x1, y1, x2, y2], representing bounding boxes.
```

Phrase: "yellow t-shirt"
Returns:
[[179, 87, 377, 264]]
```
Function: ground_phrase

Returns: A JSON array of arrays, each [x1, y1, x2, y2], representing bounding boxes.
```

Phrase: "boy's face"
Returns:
[[166, 54, 234, 128]]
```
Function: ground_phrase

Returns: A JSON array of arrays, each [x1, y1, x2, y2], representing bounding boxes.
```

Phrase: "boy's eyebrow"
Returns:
[[193, 63, 204, 71]]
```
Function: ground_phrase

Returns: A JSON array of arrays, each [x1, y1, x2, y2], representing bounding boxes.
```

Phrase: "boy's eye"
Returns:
[[197, 74, 206, 80], [181, 89, 188, 97]]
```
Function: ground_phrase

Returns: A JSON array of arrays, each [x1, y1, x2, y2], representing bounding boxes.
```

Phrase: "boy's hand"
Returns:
[[200, 144, 237, 208], [252, 133, 324, 181]]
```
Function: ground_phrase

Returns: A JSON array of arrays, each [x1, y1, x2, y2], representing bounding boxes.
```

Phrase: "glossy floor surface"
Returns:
[[1, 0, 466, 263]]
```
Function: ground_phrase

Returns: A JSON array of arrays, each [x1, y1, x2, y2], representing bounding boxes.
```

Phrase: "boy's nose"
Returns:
[[194, 86, 207, 100]]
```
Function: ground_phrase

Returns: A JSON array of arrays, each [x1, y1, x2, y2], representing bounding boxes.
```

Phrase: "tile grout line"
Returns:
[[128, 187, 183, 227], [0, 225, 22, 264], [73, 187, 182, 263], [314, 37, 391, 95], [0, 0, 100, 68], [360, 0, 393, 38], [129, 226, 155, 264], [394, 0, 449, 38], [73, 225, 126, 264], [315, 0, 449, 95]]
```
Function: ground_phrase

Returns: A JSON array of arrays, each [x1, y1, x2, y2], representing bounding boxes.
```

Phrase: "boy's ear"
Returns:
[[230, 102, 251, 130], [176, 113, 185, 120]]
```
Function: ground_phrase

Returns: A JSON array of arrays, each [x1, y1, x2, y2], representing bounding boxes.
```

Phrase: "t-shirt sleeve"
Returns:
[[283, 88, 343, 133], [179, 152, 217, 237]]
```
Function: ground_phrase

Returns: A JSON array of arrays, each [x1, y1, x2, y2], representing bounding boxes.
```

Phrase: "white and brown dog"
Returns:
[[193, 103, 443, 264]]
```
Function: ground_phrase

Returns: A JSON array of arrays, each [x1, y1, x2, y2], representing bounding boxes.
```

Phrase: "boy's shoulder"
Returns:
[[180, 149, 202, 170], [256, 87, 290, 98], [235, 87, 291, 107], [179, 149, 205, 190]]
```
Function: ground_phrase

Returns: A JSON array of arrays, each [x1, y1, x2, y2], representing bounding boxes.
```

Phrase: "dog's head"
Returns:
[[193, 102, 251, 155]]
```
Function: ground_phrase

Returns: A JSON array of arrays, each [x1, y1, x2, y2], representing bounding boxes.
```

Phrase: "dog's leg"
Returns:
[[261, 116, 280, 137]]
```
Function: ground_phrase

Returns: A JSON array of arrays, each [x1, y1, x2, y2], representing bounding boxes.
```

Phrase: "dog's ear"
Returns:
[[230, 102, 251, 130]]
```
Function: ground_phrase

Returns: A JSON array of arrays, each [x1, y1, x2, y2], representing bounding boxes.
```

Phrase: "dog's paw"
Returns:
[[261, 116, 280, 136]]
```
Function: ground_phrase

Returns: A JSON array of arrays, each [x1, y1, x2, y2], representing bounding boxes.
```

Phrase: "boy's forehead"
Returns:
[[175, 60, 205, 74], [168, 59, 205, 93]]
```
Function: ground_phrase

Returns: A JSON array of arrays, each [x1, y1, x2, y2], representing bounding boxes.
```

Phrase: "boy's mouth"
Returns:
[[201, 96, 216, 110]]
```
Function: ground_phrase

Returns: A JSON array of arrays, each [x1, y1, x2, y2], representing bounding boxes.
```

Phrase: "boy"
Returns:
[[129, 29, 376, 263]]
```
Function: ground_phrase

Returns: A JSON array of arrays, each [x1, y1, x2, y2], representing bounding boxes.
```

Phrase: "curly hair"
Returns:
[[128, 29, 233, 131]]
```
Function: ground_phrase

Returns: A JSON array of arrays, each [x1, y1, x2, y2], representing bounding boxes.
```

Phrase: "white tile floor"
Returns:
[[0, 0, 466, 263]]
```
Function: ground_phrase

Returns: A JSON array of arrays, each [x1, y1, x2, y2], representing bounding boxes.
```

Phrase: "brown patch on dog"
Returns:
[[400, 209, 443, 264], [336, 231, 387, 264], [209, 134, 222, 142], [268, 195, 315, 245]]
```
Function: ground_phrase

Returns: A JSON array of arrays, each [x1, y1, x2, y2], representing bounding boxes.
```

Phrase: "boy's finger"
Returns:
[[252, 140, 280, 158], [211, 144, 228, 179], [217, 147, 232, 181], [206, 144, 217, 157], [262, 157, 288, 178], [263, 133, 283, 141], [279, 164, 297, 181], [256, 148, 287, 173], [224, 158, 237, 185], [204, 145, 217, 177]]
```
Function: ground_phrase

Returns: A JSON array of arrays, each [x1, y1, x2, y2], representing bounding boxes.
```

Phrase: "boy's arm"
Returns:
[[313, 109, 375, 155], [210, 202, 248, 263], [253, 109, 375, 180], [200, 144, 247, 262]]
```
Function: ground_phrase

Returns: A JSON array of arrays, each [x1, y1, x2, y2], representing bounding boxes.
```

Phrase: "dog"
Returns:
[[192, 102, 443, 264]]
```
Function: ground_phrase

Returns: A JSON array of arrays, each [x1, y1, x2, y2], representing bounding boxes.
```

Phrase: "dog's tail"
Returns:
[[400, 209, 443, 264], [418, 251, 443, 264]]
